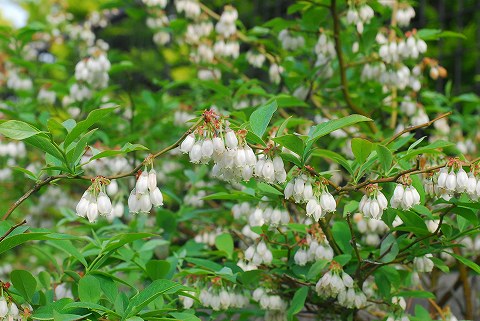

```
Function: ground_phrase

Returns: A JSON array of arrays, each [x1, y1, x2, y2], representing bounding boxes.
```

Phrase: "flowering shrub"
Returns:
[[0, 0, 478, 321]]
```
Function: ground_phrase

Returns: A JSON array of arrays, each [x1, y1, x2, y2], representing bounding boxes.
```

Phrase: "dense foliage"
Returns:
[[0, 0, 479, 320]]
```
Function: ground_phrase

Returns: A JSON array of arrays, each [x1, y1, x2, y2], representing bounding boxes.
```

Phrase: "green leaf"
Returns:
[[448, 252, 480, 274], [146, 260, 171, 280], [249, 100, 277, 137], [24, 134, 64, 161], [379, 234, 399, 263], [306, 259, 329, 280], [376, 144, 393, 173], [257, 182, 283, 196], [0, 120, 40, 140], [272, 134, 304, 157], [396, 290, 435, 299], [64, 107, 117, 148], [332, 221, 353, 254], [307, 115, 372, 144], [11, 270, 37, 302], [46, 240, 88, 267], [78, 275, 102, 303], [215, 233, 234, 258], [311, 149, 354, 176], [124, 280, 184, 318], [417, 28, 466, 40], [351, 138, 374, 164], [287, 287, 308, 321]]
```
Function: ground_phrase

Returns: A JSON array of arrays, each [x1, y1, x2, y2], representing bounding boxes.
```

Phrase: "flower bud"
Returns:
[[225, 130, 238, 149], [97, 192, 112, 215], [212, 137, 225, 154], [272, 156, 284, 172], [0, 298, 8, 318], [456, 168, 468, 192], [139, 193, 152, 213], [303, 182, 313, 200], [76, 196, 89, 218], [201, 139, 214, 159], [87, 202, 99, 223], [284, 181, 294, 199], [106, 179, 119, 196], [150, 187, 164, 207], [189, 142, 202, 163], [128, 189, 139, 213], [136, 171, 149, 194], [180, 134, 195, 153], [262, 159, 275, 182], [445, 170, 457, 191], [148, 169, 157, 191]]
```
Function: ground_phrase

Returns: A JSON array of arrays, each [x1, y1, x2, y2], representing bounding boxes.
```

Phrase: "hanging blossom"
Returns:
[[128, 156, 164, 214], [254, 148, 287, 184], [252, 288, 287, 312], [294, 232, 334, 266], [390, 175, 421, 210], [76, 176, 113, 223], [315, 262, 367, 309], [244, 240, 273, 266], [359, 184, 388, 220], [180, 110, 260, 182], [278, 29, 305, 51], [436, 159, 480, 200], [413, 253, 434, 273]]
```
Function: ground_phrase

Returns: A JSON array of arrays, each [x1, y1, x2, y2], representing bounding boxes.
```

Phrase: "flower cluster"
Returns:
[[284, 174, 313, 203], [437, 162, 480, 200], [346, 4, 374, 34], [215, 6, 238, 38], [252, 288, 286, 311], [74, 52, 111, 89], [0, 297, 23, 320], [413, 254, 434, 273], [76, 177, 113, 222], [359, 184, 388, 220], [390, 181, 421, 211], [246, 50, 266, 68], [244, 240, 273, 266], [315, 264, 366, 308], [199, 287, 249, 311], [294, 234, 334, 266], [278, 30, 305, 51], [255, 155, 287, 184], [128, 167, 164, 214]]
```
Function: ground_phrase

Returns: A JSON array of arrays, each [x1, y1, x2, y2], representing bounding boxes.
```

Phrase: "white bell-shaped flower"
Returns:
[[136, 171, 149, 194], [180, 134, 196, 153], [97, 192, 112, 215]]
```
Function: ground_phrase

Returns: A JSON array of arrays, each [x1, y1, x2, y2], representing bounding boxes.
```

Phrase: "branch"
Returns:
[[330, 0, 378, 134], [2, 119, 203, 221], [385, 112, 452, 145], [0, 219, 27, 242]]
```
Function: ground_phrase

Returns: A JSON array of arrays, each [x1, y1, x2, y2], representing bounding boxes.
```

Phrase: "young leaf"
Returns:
[[249, 100, 277, 137], [351, 138, 374, 164], [287, 287, 308, 321], [78, 275, 102, 304], [0, 120, 41, 140], [376, 144, 393, 173], [11, 270, 37, 302], [64, 107, 117, 148], [215, 233, 234, 258]]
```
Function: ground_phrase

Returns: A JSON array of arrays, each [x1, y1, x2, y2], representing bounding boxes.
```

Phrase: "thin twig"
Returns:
[[385, 112, 452, 145], [0, 219, 27, 242], [2, 119, 203, 221]]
